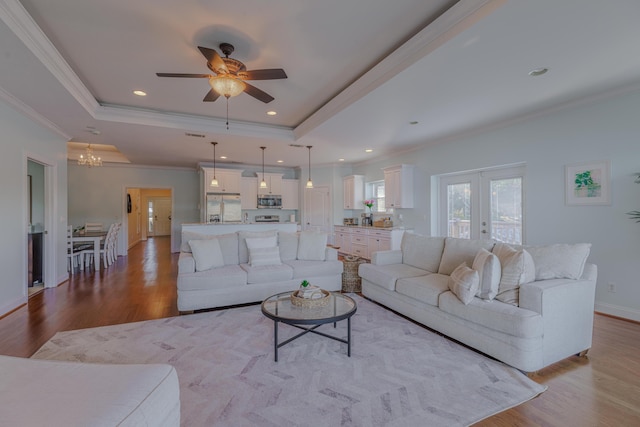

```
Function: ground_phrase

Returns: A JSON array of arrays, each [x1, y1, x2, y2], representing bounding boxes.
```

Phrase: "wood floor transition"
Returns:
[[1, 236, 638, 425]]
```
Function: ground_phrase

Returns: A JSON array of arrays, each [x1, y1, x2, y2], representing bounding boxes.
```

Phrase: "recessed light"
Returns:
[[266, 111, 277, 116], [277, 160, 283, 163], [528, 68, 548, 77], [365, 149, 373, 153], [339, 158, 345, 162], [220, 156, 227, 159], [133, 90, 147, 96]]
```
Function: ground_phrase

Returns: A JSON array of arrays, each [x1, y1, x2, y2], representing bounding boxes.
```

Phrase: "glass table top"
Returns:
[[261, 291, 356, 324]]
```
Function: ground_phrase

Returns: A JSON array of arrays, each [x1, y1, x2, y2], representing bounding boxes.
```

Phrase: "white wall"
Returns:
[[68, 164, 200, 253], [0, 99, 69, 317], [347, 89, 640, 321]]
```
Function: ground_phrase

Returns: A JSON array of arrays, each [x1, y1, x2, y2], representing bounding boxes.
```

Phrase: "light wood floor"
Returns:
[[1, 237, 639, 425]]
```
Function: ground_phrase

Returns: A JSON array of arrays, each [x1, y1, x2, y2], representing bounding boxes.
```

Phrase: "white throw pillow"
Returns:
[[448, 262, 479, 305], [245, 235, 278, 250], [525, 243, 591, 280], [189, 238, 224, 272], [492, 243, 525, 306], [238, 230, 277, 264], [278, 232, 299, 261], [249, 246, 282, 266], [472, 248, 501, 300], [297, 231, 327, 261]]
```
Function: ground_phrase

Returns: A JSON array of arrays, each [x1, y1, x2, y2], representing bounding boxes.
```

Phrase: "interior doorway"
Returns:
[[303, 186, 331, 233], [125, 188, 173, 250], [27, 160, 45, 296]]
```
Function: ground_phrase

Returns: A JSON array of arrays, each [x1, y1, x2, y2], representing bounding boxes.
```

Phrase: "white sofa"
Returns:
[[359, 232, 597, 372], [0, 355, 180, 426], [177, 229, 343, 312]]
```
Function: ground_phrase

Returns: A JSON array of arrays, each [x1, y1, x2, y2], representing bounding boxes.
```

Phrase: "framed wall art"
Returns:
[[565, 160, 611, 205]]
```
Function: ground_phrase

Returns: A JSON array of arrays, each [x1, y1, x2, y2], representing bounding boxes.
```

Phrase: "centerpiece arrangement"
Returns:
[[291, 280, 330, 307]]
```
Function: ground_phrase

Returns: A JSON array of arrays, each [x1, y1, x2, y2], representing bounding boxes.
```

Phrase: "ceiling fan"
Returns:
[[156, 43, 287, 103]]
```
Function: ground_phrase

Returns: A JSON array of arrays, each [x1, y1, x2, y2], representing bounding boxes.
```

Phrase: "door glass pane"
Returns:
[[148, 201, 154, 234], [447, 183, 471, 239], [490, 177, 522, 244]]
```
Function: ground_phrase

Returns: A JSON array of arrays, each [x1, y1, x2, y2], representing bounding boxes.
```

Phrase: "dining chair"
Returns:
[[84, 222, 103, 232], [66, 225, 83, 272]]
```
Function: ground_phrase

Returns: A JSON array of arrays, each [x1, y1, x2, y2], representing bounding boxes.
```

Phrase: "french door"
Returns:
[[439, 166, 524, 244]]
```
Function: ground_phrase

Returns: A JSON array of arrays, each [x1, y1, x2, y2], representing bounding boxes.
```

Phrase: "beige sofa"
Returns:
[[177, 229, 343, 312], [359, 232, 597, 372]]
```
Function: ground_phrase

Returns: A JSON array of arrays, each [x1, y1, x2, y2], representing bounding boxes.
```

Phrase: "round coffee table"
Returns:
[[261, 291, 357, 362]]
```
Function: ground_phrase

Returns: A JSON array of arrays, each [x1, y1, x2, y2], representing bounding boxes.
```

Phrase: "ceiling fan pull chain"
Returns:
[[226, 97, 230, 130]]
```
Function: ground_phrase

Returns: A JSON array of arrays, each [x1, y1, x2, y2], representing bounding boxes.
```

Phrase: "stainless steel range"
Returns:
[[254, 215, 280, 223]]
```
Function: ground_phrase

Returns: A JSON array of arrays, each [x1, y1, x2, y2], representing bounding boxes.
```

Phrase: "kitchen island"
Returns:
[[182, 222, 299, 238]]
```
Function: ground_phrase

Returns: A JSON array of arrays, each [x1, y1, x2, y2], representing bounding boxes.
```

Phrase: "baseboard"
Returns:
[[0, 295, 27, 319], [595, 302, 640, 323]]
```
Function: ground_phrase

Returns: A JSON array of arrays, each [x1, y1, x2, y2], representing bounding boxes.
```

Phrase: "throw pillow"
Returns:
[[278, 232, 299, 261], [297, 231, 327, 261], [492, 243, 525, 306], [238, 230, 277, 264], [448, 262, 480, 305], [438, 237, 496, 276], [525, 243, 591, 280], [249, 246, 282, 266], [245, 235, 278, 250], [471, 248, 501, 300], [189, 238, 224, 272]]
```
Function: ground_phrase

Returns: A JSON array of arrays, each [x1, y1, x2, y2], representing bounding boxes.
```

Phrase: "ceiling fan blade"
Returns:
[[156, 73, 211, 78], [240, 69, 288, 80], [203, 89, 221, 102], [243, 82, 275, 103], [198, 46, 228, 74]]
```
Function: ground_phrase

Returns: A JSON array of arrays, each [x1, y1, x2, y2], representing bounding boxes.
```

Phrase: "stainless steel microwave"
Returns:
[[257, 194, 282, 209]]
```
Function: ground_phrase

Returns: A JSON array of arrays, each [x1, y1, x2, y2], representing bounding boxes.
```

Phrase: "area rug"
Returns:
[[32, 295, 545, 426]]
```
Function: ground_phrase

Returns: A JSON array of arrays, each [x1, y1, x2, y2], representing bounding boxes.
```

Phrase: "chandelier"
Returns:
[[77, 144, 102, 167]]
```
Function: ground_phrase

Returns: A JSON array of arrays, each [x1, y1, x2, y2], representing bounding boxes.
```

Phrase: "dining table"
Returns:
[[72, 230, 107, 270]]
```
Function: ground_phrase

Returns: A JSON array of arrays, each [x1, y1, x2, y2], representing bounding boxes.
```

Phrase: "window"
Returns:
[[366, 180, 386, 213]]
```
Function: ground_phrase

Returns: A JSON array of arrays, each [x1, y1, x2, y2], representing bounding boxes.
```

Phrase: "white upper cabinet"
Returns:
[[203, 168, 242, 193], [343, 175, 364, 209], [256, 172, 283, 195], [383, 164, 414, 208], [282, 179, 299, 210]]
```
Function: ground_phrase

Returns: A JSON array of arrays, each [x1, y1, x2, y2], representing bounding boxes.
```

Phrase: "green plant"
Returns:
[[300, 280, 310, 287]]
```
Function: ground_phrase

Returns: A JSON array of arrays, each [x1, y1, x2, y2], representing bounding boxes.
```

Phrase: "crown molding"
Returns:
[[0, 0, 99, 115], [0, 85, 70, 139], [293, 0, 506, 139], [95, 104, 295, 141]]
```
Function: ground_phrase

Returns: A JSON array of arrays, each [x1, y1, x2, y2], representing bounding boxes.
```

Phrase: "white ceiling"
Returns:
[[1, 0, 640, 169]]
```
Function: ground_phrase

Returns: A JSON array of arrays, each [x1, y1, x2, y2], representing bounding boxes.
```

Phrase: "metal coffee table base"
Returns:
[[271, 318, 351, 362]]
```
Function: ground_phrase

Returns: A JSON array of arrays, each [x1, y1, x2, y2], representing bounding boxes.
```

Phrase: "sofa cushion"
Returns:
[[284, 259, 344, 279], [240, 263, 294, 284], [396, 273, 449, 306], [297, 231, 327, 261], [249, 246, 282, 267], [177, 265, 247, 291], [448, 263, 480, 305], [438, 292, 543, 339], [472, 248, 502, 300], [279, 232, 299, 261], [189, 238, 225, 272], [525, 243, 591, 280], [358, 263, 428, 291], [238, 230, 278, 264], [492, 243, 532, 306], [400, 233, 445, 273], [438, 238, 495, 275]]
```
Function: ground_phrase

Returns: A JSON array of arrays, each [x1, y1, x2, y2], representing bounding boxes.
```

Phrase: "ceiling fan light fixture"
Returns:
[[209, 75, 246, 98]]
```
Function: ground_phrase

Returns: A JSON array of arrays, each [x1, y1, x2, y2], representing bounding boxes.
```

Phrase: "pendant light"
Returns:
[[259, 146, 268, 189], [306, 145, 314, 189], [210, 142, 219, 187]]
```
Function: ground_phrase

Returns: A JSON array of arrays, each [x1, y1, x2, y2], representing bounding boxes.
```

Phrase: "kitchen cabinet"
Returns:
[[203, 167, 242, 193], [281, 179, 299, 210], [383, 164, 414, 208], [343, 175, 364, 209], [241, 177, 258, 209], [367, 229, 391, 254], [333, 226, 352, 255], [350, 228, 369, 258], [256, 172, 283, 195]]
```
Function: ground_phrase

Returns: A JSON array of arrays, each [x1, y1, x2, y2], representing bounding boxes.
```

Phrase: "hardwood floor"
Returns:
[[1, 236, 639, 425]]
